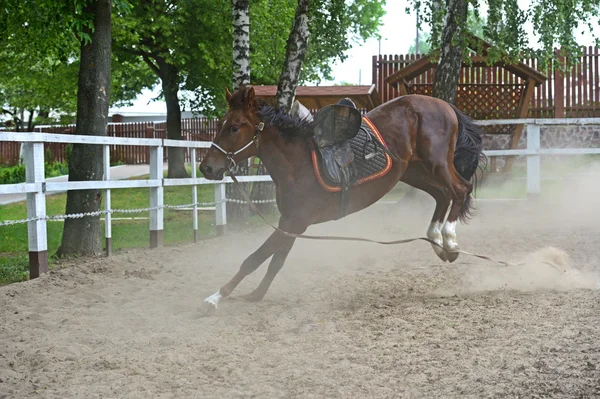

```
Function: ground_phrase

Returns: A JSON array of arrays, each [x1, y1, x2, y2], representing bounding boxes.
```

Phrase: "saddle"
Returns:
[[291, 99, 393, 218]]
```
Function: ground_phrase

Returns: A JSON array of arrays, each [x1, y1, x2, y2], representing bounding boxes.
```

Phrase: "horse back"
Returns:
[[365, 94, 459, 163]]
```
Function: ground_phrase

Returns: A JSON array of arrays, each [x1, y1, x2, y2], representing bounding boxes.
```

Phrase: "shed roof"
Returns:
[[252, 84, 381, 110]]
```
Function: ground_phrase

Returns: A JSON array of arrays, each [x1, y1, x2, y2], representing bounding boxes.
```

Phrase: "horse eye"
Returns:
[[231, 126, 239, 133]]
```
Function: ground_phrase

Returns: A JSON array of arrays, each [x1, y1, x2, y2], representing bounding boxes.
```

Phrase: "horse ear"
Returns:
[[225, 87, 232, 103], [243, 86, 255, 109]]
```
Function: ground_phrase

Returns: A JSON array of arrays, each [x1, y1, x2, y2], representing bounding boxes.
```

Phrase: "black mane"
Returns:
[[257, 103, 314, 142]]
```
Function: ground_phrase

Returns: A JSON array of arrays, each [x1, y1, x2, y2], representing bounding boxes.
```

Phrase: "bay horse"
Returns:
[[199, 85, 485, 308]]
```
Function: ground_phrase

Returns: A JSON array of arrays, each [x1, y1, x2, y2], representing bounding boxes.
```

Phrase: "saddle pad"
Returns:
[[311, 116, 393, 192]]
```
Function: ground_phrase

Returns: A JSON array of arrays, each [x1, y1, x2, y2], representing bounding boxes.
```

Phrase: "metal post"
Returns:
[[103, 144, 112, 256], [149, 145, 164, 247], [215, 182, 227, 236], [191, 148, 198, 242], [526, 123, 541, 198], [24, 142, 48, 279]]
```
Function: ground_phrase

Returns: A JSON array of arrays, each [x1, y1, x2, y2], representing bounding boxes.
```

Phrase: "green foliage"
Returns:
[[408, 10, 485, 55], [408, 32, 432, 55], [407, 0, 600, 70], [0, 255, 29, 285], [250, 0, 386, 86], [0, 161, 69, 184], [113, 0, 232, 117], [0, 164, 26, 184], [0, 0, 156, 128]]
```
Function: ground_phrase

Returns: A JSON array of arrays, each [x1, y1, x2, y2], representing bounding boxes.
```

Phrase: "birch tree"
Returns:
[[232, 0, 250, 90], [275, 0, 310, 112]]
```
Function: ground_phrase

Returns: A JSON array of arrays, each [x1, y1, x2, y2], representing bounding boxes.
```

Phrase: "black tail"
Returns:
[[448, 104, 487, 222]]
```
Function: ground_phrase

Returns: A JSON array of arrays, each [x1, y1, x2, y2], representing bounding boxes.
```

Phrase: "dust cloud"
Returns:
[[2, 156, 600, 398]]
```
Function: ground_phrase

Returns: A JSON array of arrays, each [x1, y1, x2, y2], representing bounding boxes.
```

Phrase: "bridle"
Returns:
[[210, 122, 265, 168]]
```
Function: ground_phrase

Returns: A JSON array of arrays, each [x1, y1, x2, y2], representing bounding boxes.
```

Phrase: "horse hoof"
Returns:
[[431, 244, 448, 262], [446, 251, 460, 263], [201, 291, 222, 313], [200, 299, 218, 316]]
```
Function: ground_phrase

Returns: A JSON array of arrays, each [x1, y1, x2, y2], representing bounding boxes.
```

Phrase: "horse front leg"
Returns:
[[237, 216, 308, 302], [203, 217, 308, 308], [203, 231, 281, 309], [236, 236, 296, 302]]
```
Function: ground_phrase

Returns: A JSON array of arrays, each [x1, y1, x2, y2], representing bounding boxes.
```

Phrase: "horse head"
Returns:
[[200, 85, 263, 180]]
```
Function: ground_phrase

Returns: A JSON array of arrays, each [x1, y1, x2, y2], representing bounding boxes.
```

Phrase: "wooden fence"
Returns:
[[373, 46, 600, 120], [0, 118, 220, 166]]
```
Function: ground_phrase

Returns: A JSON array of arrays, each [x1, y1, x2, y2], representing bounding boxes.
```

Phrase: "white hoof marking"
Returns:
[[427, 221, 446, 258], [442, 221, 458, 252], [203, 291, 222, 309]]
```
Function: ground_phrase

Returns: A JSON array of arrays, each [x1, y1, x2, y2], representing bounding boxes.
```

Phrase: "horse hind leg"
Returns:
[[427, 194, 451, 262], [400, 169, 451, 262], [441, 174, 472, 263]]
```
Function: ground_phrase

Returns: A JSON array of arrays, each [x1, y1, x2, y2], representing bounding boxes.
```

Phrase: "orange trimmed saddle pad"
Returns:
[[311, 116, 393, 193]]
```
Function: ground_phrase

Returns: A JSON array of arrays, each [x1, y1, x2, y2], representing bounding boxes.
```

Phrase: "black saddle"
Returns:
[[310, 98, 388, 218]]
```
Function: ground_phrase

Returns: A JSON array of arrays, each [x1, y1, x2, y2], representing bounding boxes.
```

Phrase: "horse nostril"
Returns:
[[205, 165, 213, 175]]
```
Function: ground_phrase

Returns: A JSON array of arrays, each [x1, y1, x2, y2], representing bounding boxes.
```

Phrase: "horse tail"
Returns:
[[448, 103, 487, 223]]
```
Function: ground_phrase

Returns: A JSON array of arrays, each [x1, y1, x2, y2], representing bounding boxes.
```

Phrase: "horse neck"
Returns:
[[259, 130, 310, 188]]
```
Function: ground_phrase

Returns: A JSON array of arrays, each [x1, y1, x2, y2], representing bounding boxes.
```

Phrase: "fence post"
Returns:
[[149, 144, 164, 247], [215, 183, 227, 236], [23, 142, 48, 279], [191, 148, 198, 242], [526, 123, 541, 198], [103, 144, 112, 256], [553, 49, 565, 118]]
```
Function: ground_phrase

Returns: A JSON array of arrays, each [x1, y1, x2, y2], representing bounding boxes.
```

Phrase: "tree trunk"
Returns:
[[26, 109, 35, 132], [275, 0, 310, 112], [158, 60, 188, 178], [232, 0, 250, 90], [229, 0, 253, 222], [57, 0, 112, 257], [432, 0, 468, 104]]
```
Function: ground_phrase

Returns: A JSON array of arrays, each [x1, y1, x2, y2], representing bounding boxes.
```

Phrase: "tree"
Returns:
[[0, 0, 154, 131], [114, 0, 231, 178], [408, 11, 484, 55], [57, 0, 113, 256], [260, 0, 385, 110], [408, 0, 600, 103], [232, 0, 250, 90], [275, 0, 310, 111], [432, 0, 468, 103], [0, 56, 78, 130], [408, 32, 432, 55]]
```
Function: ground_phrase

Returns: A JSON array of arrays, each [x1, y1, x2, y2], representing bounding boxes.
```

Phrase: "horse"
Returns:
[[199, 85, 486, 308]]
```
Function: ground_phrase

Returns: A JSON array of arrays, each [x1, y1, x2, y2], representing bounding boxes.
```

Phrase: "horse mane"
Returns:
[[256, 101, 314, 142]]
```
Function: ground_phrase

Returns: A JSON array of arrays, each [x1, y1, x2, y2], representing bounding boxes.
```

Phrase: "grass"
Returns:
[[0, 169, 220, 285]]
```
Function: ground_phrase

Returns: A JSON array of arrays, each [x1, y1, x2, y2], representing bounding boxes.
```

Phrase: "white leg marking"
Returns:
[[203, 290, 223, 308], [427, 221, 446, 258], [442, 220, 459, 252]]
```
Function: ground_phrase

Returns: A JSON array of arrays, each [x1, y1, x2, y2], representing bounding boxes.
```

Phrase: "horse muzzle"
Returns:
[[199, 160, 226, 181]]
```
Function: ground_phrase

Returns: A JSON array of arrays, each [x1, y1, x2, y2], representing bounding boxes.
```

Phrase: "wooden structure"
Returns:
[[252, 84, 381, 111], [375, 45, 600, 120], [385, 35, 547, 170]]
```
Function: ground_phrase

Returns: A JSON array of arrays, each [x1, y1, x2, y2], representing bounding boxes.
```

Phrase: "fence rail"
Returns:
[[0, 118, 220, 166], [1, 117, 600, 281]]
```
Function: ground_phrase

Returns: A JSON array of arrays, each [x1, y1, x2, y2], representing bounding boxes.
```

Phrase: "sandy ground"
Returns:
[[1, 176, 600, 398]]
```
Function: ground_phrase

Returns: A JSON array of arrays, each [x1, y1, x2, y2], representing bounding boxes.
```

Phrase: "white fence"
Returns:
[[1, 118, 600, 279]]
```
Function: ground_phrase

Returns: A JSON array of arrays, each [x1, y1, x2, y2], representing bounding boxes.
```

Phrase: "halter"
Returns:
[[210, 122, 264, 167]]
